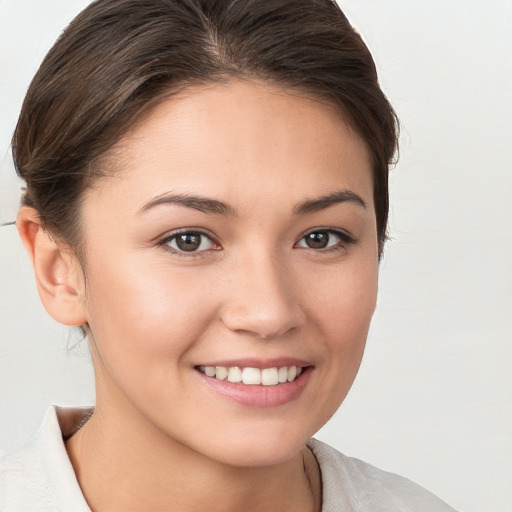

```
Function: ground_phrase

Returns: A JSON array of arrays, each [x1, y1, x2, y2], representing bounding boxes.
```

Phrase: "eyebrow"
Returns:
[[293, 189, 367, 215], [139, 193, 237, 217], [139, 188, 366, 217]]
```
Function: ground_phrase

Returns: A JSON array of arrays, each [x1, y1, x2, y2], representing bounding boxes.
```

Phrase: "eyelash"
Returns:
[[294, 228, 356, 252], [157, 227, 356, 257], [157, 229, 221, 258]]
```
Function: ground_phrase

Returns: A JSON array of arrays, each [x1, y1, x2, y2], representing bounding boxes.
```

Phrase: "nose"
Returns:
[[220, 253, 305, 339]]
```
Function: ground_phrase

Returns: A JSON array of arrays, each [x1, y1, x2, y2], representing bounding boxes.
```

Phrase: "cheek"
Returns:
[[303, 257, 378, 414], [83, 257, 220, 372], [310, 257, 378, 343], [315, 272, 377, 428]]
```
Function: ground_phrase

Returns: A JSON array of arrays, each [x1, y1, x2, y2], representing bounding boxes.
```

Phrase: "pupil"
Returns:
[[177, 233, 201, 252], [306, 231, 328, 249]]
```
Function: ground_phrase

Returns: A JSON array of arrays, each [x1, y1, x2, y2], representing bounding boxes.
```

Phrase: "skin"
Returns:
[[18, 80, 379, 512]]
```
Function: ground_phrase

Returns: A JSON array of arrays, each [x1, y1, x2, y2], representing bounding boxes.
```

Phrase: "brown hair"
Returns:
[[13, 0, 398, 257]]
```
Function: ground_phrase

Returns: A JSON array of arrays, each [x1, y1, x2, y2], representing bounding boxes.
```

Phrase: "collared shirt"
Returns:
[[0, 406, 457, 511]]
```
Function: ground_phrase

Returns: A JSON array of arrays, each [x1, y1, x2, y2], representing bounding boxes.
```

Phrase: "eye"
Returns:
[[296, 229, 354, 250], [159, 230, 219, 254]]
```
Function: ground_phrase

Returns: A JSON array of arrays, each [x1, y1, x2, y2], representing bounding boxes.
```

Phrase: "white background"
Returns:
[[1, 1, 511, 511]]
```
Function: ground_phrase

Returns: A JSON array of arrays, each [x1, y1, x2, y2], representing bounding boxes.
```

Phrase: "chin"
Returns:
[[202, 423, 315, 468]]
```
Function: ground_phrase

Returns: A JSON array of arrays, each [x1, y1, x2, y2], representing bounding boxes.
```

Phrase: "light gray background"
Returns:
[[1, 1, 511, 511]]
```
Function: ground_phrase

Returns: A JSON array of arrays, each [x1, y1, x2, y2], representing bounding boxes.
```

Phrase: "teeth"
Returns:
[[287, 366, 297, 382], [215, 366, 228, 381], [242, 367, 261, 385], [261, 368, 279, 386], [227, 367, 242, 383], [199, 365, 303, 385]]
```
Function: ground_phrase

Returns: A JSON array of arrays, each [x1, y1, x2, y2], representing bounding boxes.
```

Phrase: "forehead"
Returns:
[[88, 80, 374, 215]]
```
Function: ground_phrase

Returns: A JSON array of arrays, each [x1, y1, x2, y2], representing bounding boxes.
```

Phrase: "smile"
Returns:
[[197, 365, 303, 386], [195, 362, 312, 408]]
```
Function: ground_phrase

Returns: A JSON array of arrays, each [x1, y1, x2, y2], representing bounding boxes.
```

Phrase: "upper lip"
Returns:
[[195, 358, 312, 369]]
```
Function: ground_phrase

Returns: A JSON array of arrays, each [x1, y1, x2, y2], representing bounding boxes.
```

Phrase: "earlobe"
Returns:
[[16, 207, 87, 327]]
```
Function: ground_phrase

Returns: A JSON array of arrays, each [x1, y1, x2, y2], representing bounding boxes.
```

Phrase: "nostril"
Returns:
[[220, 305, 304, 340], [218, 260, 306, 339]]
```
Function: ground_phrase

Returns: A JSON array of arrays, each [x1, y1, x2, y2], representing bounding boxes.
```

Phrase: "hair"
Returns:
[[13, 0, 398, 258]]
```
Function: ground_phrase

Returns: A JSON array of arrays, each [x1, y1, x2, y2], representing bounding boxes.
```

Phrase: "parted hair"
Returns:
[[13, 0, 398, 257]]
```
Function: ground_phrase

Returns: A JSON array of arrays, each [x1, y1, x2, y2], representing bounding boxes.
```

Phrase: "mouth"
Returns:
[[196, 365, 304, 386], [194, 361, 312, 408]]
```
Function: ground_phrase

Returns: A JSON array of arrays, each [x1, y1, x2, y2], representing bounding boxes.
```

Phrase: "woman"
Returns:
[[0, 0, 457, 510]]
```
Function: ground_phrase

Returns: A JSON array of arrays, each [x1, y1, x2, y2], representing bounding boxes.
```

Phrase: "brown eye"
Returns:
[[162, 231, 217, 253], [304, 231, 330, 249], [296, 229, 354, 251], [176, 233, 202, 251]]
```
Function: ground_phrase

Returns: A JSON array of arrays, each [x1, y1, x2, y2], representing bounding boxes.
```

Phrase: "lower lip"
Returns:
[[196, 367, 312, 408]]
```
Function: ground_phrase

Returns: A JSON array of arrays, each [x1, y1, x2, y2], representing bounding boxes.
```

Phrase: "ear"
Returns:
[[16, 207, 87, 326]]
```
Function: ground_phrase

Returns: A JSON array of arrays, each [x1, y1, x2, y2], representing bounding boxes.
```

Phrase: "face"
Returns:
[[75, 80, 378, 467]]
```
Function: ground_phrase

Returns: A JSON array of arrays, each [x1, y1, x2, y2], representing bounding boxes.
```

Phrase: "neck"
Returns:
[[65, 400, 321, 512]]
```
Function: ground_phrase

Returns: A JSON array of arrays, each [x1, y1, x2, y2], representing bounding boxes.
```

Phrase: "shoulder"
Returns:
[[307, 438, 458, 512], [1, 437, 51, 510], [0, 406, 92, 512]]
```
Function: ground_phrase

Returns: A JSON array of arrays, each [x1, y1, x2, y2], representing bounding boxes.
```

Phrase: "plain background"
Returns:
[[0, 1, 511, 511]]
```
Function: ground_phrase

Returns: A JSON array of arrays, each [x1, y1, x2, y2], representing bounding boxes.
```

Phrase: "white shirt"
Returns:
[[0, 406, 457, 511]]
